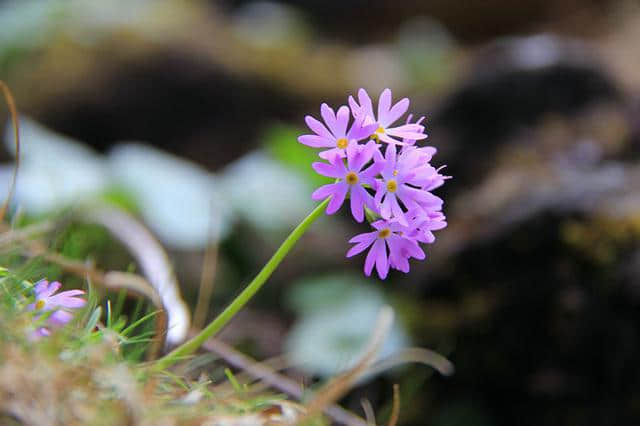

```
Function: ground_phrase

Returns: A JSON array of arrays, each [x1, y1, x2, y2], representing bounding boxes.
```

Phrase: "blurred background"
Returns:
[[1, 0, 640, 424]]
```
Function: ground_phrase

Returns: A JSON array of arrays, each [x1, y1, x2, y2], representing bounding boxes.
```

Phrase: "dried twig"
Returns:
[[361, 398, 376, 426], [367, 347, 455, 378], [387, 384, 400, 426], [192, 201, 221, 330], [0, 81, 20, 223], [193, 239, 218, 330], [84, 206, 190, 346], [0, 220, 56, 247], [200, 337, 368, 426], [299, 306, 395, 423]]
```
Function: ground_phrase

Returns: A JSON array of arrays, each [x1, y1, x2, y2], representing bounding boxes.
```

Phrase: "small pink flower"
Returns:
[[348, 88, 427, 145], [28, 280, 86, 335], [374, 144, 444, 225], [311, 141, 384, 222], [401, 114, 427, 146], [405, 209, 448, 244], [298, 103, 376, 160], [347, 220, 425, 279]]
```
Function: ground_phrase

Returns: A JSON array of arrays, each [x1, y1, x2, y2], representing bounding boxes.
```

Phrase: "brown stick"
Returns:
[[193, 240, 218, 330], [200, 337, 368, 426], [0, 81, 20, 223], [299, 306, 394, 423], [387, 384, 400, 426]]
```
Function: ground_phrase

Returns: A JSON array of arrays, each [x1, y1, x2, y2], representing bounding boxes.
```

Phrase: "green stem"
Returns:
[[151, 197, 330, 372]]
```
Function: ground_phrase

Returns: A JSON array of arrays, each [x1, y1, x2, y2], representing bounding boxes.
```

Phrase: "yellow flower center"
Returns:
[[35, 299, 46, 311], [378, 229, 391, 238], [370, 127, 385, 143], [393, 170, 398, 176], [336, 138, 348, 149], [345, 171, 359, 185], [386, 179, 398, 192]]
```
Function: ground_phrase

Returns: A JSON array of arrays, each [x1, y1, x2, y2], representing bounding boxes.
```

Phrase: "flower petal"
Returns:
[[347, 242, 369, 257], [298, 135, 334, 148], [387, 236, 410, 272], [378, 133, 408, 145], [335, 105, 350, 137], [382, 144, 397, 178], [311, 183, 339, 201], [305, 115, 333, 140], [360, 156, 385, 183], [390, 197, 408, 226], [348, 95, 361, 118], [49, 291, 86, 308], [326, 183, 348, 214], [357, 88, 375, 120], [42, 281, 61, 298], [34, 279, 49, 295], [349, 231, 378, 244], [377, 88, 392, 125], [319, 147, 347, 160], [48, 310, 73, 326], [384, 97, 409, 127], [375, 239, 389, 279], [33, 327, 51, 338], [407, 240, 426, 260], [348, 116, 377, 141], [364, 238, 381, 276], [320, 103, 340, 137], [386, 125, 427, 141], [349, 185, 365, 222], [312, 161, 343, 178], [380, 193, 393, 219]]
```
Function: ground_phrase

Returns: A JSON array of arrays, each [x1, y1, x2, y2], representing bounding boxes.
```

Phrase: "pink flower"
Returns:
[[347, 220, 425, 279], [298, 89, 448, 280], [397, 146, 448, 191], [298, 103, 376, 160], [311, 141, 384, 222], [28, 280, 86, 335], [401, 114, 427, 146], [405, 209, 448, 244], [374, 144, 444, 225], [348, 88, 427, 145]]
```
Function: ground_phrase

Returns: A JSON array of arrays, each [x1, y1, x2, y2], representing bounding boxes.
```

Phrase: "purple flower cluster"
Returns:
[[28, 280, 86, 338], [299, 88, 449, 279]]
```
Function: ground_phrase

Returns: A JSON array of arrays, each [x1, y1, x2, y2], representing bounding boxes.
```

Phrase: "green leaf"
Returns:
[[264, 123, 331, 187]]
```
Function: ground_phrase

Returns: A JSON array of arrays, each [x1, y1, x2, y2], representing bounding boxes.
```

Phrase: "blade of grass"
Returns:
[[121, 310, 159, 337]]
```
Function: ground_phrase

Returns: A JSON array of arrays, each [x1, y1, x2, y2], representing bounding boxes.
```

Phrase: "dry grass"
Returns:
[[0, 320, 309, 426]]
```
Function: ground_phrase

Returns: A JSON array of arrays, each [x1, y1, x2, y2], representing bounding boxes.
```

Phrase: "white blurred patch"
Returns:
[[0, 0, 157, 49], [285, 275, 409, 377], [231, 1, 309, 47], [509, 35, 561, 69], [395, 16, 455, 58], [220, 150, 314, 232], [0, 0, 58, 50], [345, 46, 409, 94], [63, 0, 155, 44], [108, 143, 232, 249], [1, 117, 109, 214]]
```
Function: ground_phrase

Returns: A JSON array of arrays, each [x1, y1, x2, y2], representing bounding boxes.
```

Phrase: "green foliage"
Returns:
[[99, 186, 141, 214], [264, 123, 332, 187], [51, 222, 135, 272]]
